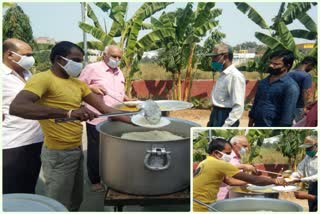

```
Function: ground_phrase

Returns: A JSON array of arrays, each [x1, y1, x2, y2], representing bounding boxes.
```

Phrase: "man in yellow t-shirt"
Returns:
[[10, 41, 130, 211], [193, 138, 287, 211]]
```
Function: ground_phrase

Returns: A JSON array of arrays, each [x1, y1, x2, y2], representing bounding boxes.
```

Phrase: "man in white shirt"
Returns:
[[2, 38, 43, 193], [206, 43, 245, 127], [291, 136, 318, 211]]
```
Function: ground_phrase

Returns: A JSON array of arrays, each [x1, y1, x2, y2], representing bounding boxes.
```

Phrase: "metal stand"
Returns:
[[104, 188, 190, 212]]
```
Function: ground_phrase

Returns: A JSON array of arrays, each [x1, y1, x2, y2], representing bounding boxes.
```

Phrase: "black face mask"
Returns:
[[268, 67, 283, 75]]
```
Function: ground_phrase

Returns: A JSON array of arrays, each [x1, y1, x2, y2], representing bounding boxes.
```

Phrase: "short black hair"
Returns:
[[50, 41, 84, 63], [269, 50, 295, 70], [207, 138, 231, 154], [300, 56, 317, 67]]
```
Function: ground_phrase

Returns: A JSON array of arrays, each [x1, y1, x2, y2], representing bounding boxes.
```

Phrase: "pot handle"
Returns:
[[144, 147, 171, 171]]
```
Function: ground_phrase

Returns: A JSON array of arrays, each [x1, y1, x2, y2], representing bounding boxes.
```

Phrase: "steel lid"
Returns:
[[3, 193, 68, 211]]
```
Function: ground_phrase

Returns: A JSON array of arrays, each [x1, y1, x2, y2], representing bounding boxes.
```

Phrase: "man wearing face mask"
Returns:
[[217, 135, 257, 200], [9, 41, 131, 211], [2, 38, 43, 194], [290, 136, 318, 211], [193, 138, 286, 211], [206, 43, 246, 127], [287, 56, 317, 122], [249, 50, 299, 127], [79, 45, 131, 192]]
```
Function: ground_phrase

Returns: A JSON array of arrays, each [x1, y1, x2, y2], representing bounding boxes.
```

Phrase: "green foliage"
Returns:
[[233, 42, 266, 53], [3, 5, 34, 43], [190, 96, 211, 109]]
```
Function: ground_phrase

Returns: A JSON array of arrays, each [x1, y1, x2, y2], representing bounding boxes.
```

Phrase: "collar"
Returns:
[[231, 150, 240, 160], [103, 61, 120, 75], [2, 64, 13, 75], [267, 72, 289, 83], [2, 63, 31, 80], [222, 64, 235, 75]]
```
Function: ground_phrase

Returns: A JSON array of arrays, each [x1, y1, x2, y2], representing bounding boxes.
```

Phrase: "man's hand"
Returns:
[[71, 106, 98, 121], [242, 164, 257, 173], [90, 86, 107, 96], [294, 191, 310, 200], [274, 177, 287, 186]]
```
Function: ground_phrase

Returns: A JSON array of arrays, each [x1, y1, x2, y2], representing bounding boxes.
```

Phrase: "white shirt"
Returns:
[[297, 152, 318, 178], [2, 64, 43, 149], [211, 64, 246, 127]]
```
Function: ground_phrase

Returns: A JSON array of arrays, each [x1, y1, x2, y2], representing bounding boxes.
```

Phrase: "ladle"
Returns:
[[193, 198, 220, 212], [55, 99, 161, 125]]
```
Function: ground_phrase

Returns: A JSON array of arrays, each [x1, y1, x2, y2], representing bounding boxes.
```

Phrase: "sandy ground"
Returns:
[[169, 109, 249, 127]]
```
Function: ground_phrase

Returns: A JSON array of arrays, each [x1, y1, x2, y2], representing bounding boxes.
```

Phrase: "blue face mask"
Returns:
[[211, 61, 224, 72]]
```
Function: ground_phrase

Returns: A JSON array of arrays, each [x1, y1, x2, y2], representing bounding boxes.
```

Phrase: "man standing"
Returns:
[[193, 138, 286, 211], [79, 45, 131, 192], [9, 41, 130, 211], [2, 38, 43, 194], [291, 136, 318, 212], [249, 50, 299, 127], [287, 56, 317, 122], [207, 43, 246, 127], [217, 135, 256, 200]]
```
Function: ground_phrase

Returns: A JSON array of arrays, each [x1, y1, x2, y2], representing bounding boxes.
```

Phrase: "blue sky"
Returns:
[[15, 2, 317, 46]]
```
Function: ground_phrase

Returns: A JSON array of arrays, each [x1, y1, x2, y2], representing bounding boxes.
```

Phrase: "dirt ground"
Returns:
[[169, 109, 249, 127]]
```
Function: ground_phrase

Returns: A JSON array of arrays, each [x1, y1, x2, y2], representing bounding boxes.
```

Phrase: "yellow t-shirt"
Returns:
[[23, 71, 92, 150], [193, 156, 240, 211]]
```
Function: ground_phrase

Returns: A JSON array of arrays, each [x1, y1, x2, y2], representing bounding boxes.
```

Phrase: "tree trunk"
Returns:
[[177, 71, 182, 101], [125, 64, 132, 98], [183, 44, 196, 101], [172, 73, 177, 100]]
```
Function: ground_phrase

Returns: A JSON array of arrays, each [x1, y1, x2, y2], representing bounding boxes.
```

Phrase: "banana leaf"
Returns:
[[234, 2, 269, 29]]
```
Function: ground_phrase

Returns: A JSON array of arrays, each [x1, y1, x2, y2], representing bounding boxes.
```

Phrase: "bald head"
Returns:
[[230, 135, 249, 158], [3, 38, 33, 72], [3, 38, 31, 54], [103, 45, 122, 69]]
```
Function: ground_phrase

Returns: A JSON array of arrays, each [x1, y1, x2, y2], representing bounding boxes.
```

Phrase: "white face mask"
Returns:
[[58, 56, 83, 77], [217, 151, 232, 162], [107, 57, 121, 69], [11, 51, 35, 71], [239, 147, 247, 156]]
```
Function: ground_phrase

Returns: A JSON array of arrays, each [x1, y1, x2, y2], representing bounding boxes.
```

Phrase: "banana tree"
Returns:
[[79, 2, 174, 95], [152, 3, 222, 100], [235, 2, 317, 74]]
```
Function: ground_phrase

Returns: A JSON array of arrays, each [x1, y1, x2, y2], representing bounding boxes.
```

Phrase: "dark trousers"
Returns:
[[308, 181, 317, 212], [207, 106, 239, 127], [3, 142, 43, 194], [86, 123, 101, 184]]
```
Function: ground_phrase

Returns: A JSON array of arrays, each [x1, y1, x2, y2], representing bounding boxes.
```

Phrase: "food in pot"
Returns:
[[121, 130, 184, 141]]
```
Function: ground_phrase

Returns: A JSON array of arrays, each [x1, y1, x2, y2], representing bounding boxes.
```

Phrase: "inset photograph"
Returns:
[[193, 129, 317, 212]]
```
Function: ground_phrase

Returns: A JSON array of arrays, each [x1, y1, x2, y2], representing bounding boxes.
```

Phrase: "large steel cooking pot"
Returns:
[[228, 186, 279, 198], [96, 117, 200, 195], [209, 198, 303, 212]]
